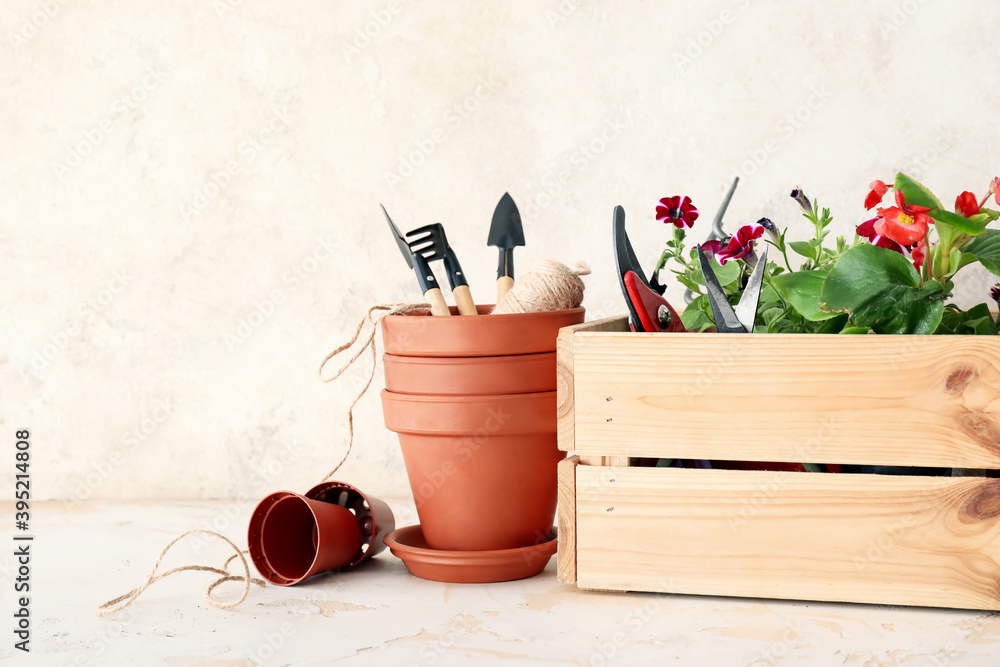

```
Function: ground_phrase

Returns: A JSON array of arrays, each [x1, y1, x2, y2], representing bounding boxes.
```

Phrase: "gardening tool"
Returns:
[[406, 223, 478, 316], [381, 205, 451, 316], [613, 205, 685, 333], [697, 244, 768, 334], [488, 192, 525, 304], [682, 176, 740, 303]]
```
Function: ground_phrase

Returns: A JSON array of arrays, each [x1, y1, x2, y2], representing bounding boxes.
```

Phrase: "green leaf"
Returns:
[[979, 207, 1000, 222], [676, 274, 702, 293], [820, 245, 944, 334], [681, 294, 714, 332], [689, 257, 741, 288], [894, 172, 943, 211], [962, 229, 1000, 277], [817, 314, 849, 333], [839, 327, 870, 334], [930, 209, 988, 236], [771, 271, 839, 321], [789, 241, 816, 259]]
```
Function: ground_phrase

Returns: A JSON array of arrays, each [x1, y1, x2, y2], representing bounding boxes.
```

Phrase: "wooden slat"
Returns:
[[576, 466, 1000, 610], [557, 315, 629, 452], [573, 332, 1000, 468], [556, 455, 580, 583]]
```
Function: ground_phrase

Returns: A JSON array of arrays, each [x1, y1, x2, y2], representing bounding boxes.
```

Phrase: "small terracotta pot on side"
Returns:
[[381, 306, 585, 357], [382, 352, 557, 396], [248, 492, 363, 586], [381, 390, 565, 552]]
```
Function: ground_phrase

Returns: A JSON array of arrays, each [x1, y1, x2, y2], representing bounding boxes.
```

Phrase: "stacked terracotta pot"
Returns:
[[380, 305, 585, 554]]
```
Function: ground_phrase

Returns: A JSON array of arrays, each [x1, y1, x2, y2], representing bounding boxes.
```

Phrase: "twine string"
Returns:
[[98, 303, 422, 616], [316, 302, 425, 481], [97, 530, 266, 616]]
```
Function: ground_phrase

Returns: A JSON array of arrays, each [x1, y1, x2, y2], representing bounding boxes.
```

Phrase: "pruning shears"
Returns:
[[683, 176, 740, 304], [697, 244, 768, 334], [613, 206, 686, 333]]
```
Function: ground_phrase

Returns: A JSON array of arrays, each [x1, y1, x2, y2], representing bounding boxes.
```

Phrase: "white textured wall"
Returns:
[[4, 0, 999, 501]]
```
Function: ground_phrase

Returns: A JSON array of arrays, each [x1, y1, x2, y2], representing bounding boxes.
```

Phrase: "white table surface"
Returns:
[[3, 500, 998, 666]]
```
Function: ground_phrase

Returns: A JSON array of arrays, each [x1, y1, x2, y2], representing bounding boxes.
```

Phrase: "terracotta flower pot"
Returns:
[[381, 306, 585, 357], [247, 481, 395, 586], [247, 491, 362, 586], [382, 352, 557, 396], [381, 390, 565, 551]]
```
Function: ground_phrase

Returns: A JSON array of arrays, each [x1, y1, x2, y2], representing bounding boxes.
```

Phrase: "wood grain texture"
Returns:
[[424, 288, 451, 317], [556, 455, 580, 584], [452, 285, 478, 316], [576, 466, 1000, 610], [572, 332, 1000, 468], [557, 316, 629, 452]]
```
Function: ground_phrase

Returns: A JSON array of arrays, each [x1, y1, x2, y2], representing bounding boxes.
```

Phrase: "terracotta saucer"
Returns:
[[383, 525, 557, 583]]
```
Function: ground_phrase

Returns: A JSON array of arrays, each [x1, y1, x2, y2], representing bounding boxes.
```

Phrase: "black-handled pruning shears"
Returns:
[[613, 206, 686, 333]]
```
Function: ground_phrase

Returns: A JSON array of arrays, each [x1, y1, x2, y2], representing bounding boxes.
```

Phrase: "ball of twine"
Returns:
[[492, 258, 590, 314]]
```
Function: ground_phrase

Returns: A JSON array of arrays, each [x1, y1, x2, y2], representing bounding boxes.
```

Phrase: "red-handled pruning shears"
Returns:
[[613, 206, 686, 333]]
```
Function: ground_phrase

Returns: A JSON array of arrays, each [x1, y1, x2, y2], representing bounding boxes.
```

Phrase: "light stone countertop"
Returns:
[[4, 500, 998, 666]]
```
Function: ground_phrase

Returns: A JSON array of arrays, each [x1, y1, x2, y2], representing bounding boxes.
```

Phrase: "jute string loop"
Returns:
[[316, 302, 426, 481], [97, 530, 265, 616], [98, 303, 423, 616]]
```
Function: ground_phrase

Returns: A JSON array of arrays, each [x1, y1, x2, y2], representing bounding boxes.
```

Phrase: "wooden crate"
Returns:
[[556, 315, 1000, 610]]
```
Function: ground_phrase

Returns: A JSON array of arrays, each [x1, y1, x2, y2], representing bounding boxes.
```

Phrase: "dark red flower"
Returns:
[[991, 285, 1000, 302], [656, 196, 699, 229], [875, 190, 932, 245], [715, 223, 764, 265], [864, 180, 890, 210], [912, 238, 927, 271], [955, 191, 980, 218], [699, 239, 723, 258]]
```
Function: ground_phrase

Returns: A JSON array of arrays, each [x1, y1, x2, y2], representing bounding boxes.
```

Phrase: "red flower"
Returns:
[[856, 217, 907, 255], [875, 190, 932, 246], [864, 180, 890, 210], [699, 239, 723, 258], [715, 223, 764, 265], [912, 238, 928, 271], [993, 177, 1000, 207], [656, 196, 699, 229], [955, 191, 979, 218]]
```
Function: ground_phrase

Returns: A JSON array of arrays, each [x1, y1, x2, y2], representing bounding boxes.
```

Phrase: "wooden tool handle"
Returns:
[[453, 285, 478, 316], [496, 276, 514, 304], [424, 288, 451, 316]]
